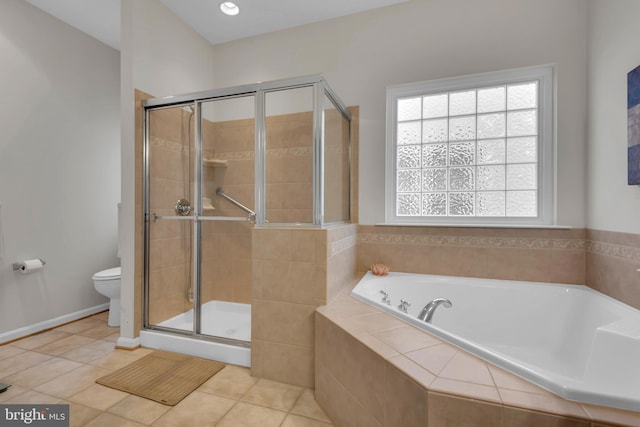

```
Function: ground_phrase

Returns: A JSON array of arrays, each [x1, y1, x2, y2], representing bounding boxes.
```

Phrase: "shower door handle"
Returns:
[[175, 199, 192, 216]]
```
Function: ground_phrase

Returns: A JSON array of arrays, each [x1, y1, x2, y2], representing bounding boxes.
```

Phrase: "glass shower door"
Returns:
[[145, 103, 196, 333], [198, 95, 254, 344], [145, 96, 254, 346]]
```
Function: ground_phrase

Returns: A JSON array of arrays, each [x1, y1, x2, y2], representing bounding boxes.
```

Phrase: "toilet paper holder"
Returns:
[[12, 259, 46, 271]]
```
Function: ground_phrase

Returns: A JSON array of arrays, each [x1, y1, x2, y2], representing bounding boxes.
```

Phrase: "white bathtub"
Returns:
[[351, 271, 640, 412]]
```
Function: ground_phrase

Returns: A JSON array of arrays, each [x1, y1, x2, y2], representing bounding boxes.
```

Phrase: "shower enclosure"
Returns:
[[139, 75, 351, 366]]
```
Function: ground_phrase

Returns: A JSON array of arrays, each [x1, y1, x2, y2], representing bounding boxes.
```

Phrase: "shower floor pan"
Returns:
[[140, 300, 251, 367]]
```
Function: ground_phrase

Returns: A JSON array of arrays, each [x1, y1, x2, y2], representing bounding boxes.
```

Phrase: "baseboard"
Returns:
[[0, 303, 110, 344], [116, 336, 141, 349]]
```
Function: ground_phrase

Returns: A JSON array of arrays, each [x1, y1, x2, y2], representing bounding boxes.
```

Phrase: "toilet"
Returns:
[[93, 266, 121, 327]]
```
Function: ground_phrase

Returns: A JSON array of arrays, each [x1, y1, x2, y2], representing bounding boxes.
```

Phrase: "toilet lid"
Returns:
[[93, 267, 121, 281]]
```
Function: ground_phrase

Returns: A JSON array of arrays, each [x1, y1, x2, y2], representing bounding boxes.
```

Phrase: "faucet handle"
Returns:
[[398, 299, 411, 313], [380, 290, 391, 305]]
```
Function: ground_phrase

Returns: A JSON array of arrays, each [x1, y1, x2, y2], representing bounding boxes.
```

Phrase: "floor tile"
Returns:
[[0, 350, 52, 377], [76, 324, 120, 340], [108, 395, 171, 425], [84, 412, 147, 427], [241, 378, 303, 411], [34, 365, 112, 398], [282, 414, 334, 427], [3, 311, 335, 427], [290, 389, 332, 423], [216, 402, 287, 427], [59, 340, 116, 364], [56, 318, 105, 334], [10, 330, 71, 350], [64, 401, 102, 427], [33, 335, 96, 356], [3, 357, 82, 388], [152, 391, 235, 427], [4, 389, 62, 404], [69, 383, 128, 410], [89, 348, 154, 371], [0, 384, 28, 403], [197, 365, 258, 400], [0, 345, 25, 360]]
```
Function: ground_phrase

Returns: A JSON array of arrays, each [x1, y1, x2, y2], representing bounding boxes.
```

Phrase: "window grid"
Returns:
[[395, 82, 539, 218]]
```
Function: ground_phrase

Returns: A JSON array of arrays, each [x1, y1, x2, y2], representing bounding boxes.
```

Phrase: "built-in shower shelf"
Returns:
[[203, 158, 228, 168]]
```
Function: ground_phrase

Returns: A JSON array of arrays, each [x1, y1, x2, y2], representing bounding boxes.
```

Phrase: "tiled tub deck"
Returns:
[[315, 281, 640, 427]]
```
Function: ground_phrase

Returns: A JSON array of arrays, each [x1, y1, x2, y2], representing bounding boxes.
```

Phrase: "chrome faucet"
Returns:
[[380, 290, 391, 305], [398, 299, 411, 313], [418, 298, 452, 323]]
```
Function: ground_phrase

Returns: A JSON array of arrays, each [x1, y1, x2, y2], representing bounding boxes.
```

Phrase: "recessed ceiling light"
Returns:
[[220, 2, 239, 16]]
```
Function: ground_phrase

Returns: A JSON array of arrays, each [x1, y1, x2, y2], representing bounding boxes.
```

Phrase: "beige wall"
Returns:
[[587, 0, 640, 234], [212, 0, 588, 228], [121, 0, 216, 344], [0, 0, 120, 337]]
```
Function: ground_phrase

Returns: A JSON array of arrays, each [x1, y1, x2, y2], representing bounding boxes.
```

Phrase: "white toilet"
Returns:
[[93, 266, 121, 327]]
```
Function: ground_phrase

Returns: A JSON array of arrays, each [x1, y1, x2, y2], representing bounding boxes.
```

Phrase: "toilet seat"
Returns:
[[93, 267, 121, 281]]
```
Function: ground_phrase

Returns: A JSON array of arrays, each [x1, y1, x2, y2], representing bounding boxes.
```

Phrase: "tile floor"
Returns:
[[0, 311, 334, 427]]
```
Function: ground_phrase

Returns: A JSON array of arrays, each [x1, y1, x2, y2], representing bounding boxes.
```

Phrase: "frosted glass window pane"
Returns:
[[397, 121, 421, 145], [397, 169, 421, 192], [478, 86, 506, 113], [422, 143, 447, 167], [397, 193, 421, 216], [449, 192, 474, 216], [423, 94, 448, 119], [397, 145, 421, 168], [449, 90, 476, 116], [449, 116, 476, 141], [477, 139, 505, 165], [477, 165, 505, 190], [507, 110, 537, 137], [449, 141, 475, 166], [477, 191, 505, 216], [506, 164, 537, 190], [506, 190, 537, 216], [398, 97, 422, 121], [507, 136, 537, 163], [422, 168, 447, 191], [422, 193, 447, 216], [508, 82, 537, 110], [449, 167, 474, 191], [477, 113, 506, 139], [423, 119, 448, 142]]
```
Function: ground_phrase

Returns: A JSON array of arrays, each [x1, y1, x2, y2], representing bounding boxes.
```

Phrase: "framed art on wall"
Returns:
[[627, 65, 640, 185]]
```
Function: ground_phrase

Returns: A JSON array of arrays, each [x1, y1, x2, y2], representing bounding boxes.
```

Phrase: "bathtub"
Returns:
[[351, 271, 640, 412]]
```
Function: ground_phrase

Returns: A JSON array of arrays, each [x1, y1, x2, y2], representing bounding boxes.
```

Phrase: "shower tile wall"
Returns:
[[251, 224, 358, 388], [357, 225, 587, 285], [324, 107, 351, 224], [265, 112, 314, 223], [201, 117, 255, 305]]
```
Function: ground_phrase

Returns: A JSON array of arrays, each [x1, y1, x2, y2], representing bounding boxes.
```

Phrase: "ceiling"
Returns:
[[23, 0, 409, 51]]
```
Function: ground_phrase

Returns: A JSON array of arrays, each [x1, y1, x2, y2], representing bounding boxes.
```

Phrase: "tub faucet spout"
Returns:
[[418, 298, 452, 323]]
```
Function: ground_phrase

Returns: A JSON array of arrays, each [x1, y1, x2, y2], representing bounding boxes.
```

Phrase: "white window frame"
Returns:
[[385, 65, 555, 226]]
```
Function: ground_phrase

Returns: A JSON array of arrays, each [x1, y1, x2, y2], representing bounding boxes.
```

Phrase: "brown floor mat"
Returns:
[[96, 350, 225, 405]]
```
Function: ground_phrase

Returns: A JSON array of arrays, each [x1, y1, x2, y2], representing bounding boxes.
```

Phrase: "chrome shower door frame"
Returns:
[[142, 74, 351, 347]]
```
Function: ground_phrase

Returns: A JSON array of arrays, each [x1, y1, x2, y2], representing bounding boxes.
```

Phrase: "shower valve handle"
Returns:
[[175, 199, 192, 216]]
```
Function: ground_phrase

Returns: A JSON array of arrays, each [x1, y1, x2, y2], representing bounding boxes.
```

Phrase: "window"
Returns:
[[385, 66, 554, 226]]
